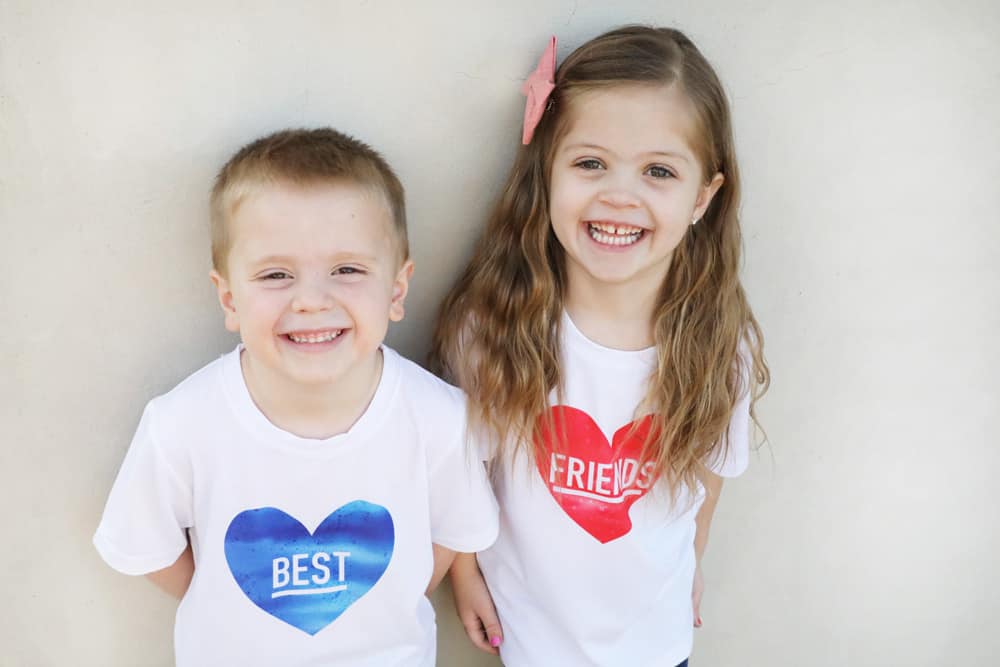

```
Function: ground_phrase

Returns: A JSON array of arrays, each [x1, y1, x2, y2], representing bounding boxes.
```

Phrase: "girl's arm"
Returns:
[[145, 544, 194, 599], [450, 552, 503, 655], [427, 543, 457, 594], [692, 471, 724, 627]]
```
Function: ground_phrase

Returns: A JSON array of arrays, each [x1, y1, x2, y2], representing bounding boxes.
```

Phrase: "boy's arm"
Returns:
[[145, 543, 194, 600], [427, 543, 457, 595], [692, 472, 724, 627]]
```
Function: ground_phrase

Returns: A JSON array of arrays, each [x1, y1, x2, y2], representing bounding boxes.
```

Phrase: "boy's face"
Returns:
[[210, 181, 412, 396]]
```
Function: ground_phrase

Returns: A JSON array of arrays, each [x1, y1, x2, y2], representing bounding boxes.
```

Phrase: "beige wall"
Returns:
[[2, 1, 998, 665]]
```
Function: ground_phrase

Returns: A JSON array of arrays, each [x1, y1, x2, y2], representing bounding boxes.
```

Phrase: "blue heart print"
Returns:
[[224, 501, 394, 635]]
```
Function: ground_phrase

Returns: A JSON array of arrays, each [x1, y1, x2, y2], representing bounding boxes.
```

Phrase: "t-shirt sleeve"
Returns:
[[93, 401, 193, 575], [707, 383, 751, 477], [426, 397, 499, 553], [706, 347, 754, 478]]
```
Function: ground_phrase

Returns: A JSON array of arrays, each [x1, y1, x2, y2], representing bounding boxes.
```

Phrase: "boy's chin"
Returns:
[[287, 349, 384, 388]]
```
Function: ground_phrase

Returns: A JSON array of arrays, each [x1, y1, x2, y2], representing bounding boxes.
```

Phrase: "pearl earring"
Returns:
[[691, 216, 700, 226]]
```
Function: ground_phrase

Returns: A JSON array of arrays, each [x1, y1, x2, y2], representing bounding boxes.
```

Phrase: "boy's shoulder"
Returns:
[[381, 346, 472, 470], [145, 347, 237, 422], [382, 345, 466, 415]]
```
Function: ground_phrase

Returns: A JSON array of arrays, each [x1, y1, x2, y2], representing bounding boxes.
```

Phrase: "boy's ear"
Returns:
[[388, 260, 415, 323], [209, 269, 241, 333], [693, 172, 725, 223]]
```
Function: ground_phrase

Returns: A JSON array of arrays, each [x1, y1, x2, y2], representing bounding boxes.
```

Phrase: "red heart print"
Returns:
[[535, 406, 659, 543]]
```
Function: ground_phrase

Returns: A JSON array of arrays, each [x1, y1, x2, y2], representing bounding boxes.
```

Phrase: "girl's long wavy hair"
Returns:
[[431, 26, 769, 495]]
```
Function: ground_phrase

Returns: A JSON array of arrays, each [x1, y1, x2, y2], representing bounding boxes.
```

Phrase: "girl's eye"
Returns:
[[646, 165, 674, 179], [575, 159, 604, 171]]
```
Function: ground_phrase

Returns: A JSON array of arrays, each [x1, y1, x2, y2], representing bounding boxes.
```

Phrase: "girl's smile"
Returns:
[[584, 220, 648, 247]]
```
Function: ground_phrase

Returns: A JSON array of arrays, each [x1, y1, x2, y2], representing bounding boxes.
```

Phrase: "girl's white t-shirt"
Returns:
[[477, 313, 750, 667], [94, 346, 498, 667]]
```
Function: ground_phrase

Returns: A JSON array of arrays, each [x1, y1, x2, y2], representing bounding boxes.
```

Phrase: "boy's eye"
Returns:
[[261, 271, 291, 280], [333, 266, 364, 276], [575, 159, 604, 171], [646, 165, 674, 179]]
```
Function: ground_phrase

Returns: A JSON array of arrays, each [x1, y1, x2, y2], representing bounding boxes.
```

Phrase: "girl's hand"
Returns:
[[450, 553, 503, 655], [692, 561, 704, 628]]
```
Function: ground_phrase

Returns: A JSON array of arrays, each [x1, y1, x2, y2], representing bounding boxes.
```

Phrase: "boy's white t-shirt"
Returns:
[[477, 312, 750, 667], [94, 345, 498, 667]]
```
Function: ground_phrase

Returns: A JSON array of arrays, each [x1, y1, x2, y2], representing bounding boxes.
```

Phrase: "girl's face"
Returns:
[[548, 84, 723, 302]]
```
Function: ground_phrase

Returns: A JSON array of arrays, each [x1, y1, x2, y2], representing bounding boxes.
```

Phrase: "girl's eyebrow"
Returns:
[[562, 142, 691, 163], [647, 150, 691, 163], [563, 142, 608, 152]]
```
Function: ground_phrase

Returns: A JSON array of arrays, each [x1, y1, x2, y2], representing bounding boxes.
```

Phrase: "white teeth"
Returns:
[[587, 223, 643, 246], [287, 330, 343, 344], [589, 222, 643, 236]]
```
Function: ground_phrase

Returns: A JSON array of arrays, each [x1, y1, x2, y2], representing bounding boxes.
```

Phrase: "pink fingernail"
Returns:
[[490, 636, 501, 647]]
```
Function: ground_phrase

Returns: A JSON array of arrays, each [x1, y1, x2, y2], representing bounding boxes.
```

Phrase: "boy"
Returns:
[[94, 128, 498, 666]]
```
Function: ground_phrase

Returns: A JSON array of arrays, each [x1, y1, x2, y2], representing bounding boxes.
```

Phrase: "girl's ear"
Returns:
[[693, 173, 725, 223], [209, 269, 241, 333], [389, 260, 415, 322]]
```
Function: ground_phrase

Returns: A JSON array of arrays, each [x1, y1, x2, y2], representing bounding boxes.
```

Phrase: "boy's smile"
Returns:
[[210, 180, 411, 426]]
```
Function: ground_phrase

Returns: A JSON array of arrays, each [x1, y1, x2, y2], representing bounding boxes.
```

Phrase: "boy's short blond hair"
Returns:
[[210, 128, 407, 275]]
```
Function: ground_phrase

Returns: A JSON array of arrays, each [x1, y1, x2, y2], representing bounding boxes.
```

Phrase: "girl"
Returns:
[[433, 26, 769, 666]]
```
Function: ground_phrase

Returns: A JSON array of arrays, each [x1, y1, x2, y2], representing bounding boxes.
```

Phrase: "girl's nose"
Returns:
[[597, 179, 641, 209], [291, 278, 335, 313]]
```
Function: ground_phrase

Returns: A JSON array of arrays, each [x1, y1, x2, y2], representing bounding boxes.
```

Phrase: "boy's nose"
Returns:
[[291, 279, 335, 313]]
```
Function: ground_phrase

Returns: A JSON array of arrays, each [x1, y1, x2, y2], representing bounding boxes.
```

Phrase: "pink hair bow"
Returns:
[[521, 36, 557, 145]]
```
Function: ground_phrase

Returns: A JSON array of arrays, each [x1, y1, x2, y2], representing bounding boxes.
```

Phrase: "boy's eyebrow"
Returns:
[[561, 143, 691, 163], [247, 251, 380, 266]]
